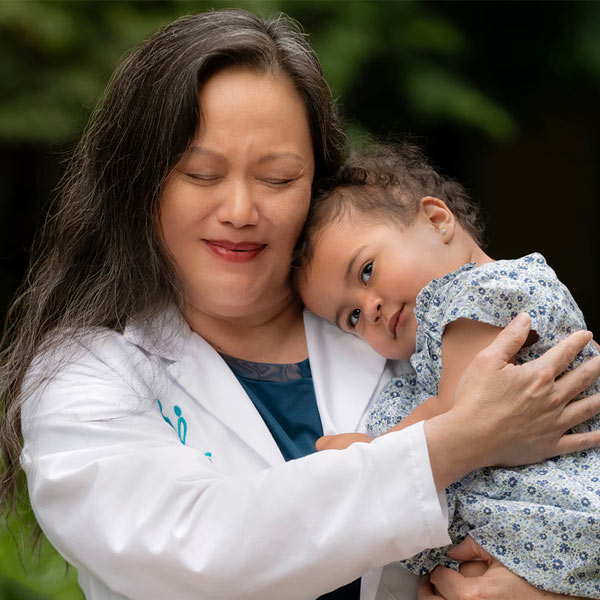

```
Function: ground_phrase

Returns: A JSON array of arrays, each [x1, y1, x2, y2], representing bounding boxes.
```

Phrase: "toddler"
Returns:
[[295, 144, 600, 598]]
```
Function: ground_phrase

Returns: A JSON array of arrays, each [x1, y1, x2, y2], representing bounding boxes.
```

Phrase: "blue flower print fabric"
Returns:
[[366, 254, 600, 598]]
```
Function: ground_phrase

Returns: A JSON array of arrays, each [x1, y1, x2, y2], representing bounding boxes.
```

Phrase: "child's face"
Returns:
[[298, 206, 458, 360]]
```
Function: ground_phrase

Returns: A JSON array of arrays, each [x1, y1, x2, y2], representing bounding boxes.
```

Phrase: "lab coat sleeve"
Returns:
[[21, 336, 450, 600]]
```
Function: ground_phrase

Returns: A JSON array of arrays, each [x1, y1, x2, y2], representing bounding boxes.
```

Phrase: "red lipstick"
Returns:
[[204, 239, 266, 263]]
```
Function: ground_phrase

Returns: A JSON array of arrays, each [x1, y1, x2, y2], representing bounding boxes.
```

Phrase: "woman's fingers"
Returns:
[[429, 314, 600, 482], [554, 356, 600, 407], [529, 329, 593, 380], [560, 389, 600, 430], [555, 428, 600, 455], [474, 312, 532, 367]]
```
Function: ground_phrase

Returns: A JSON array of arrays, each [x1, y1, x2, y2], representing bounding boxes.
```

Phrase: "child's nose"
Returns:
[[365, 299, 382, 324]]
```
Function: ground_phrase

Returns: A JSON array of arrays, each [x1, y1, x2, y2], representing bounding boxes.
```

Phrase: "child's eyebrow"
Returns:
[[345, 245, 367, 282]]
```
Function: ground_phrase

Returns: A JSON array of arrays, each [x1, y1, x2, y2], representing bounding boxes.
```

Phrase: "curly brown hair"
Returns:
[[295, 143, 485, 266]]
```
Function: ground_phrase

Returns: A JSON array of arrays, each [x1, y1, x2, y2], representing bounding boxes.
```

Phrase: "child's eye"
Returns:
[[360, 262, 373, 284], [348, 308, 361, 329]]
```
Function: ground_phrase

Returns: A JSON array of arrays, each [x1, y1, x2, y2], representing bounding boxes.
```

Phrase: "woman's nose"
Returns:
[[364, 297, 382, 324], [215, 181, 259, 228]]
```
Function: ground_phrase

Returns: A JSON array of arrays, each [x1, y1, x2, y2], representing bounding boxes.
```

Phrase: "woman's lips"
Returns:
[[204, 239, 266, 263]]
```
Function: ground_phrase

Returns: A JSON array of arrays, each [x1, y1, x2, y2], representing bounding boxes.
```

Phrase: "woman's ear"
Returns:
[[420, 196, 456, 243]]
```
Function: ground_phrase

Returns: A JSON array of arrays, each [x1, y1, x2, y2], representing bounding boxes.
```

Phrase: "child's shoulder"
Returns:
[[415, 252, 584, 337], [421, 253, 559, 302], [476, 253, 556, 282]]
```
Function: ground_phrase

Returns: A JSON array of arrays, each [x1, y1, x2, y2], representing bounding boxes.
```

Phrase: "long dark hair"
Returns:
[[0, 9, 346, 514]]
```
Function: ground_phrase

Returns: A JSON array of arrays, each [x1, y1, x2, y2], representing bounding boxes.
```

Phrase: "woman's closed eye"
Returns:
[[258, 176, 296, 187], [185, 172, 223, 184]]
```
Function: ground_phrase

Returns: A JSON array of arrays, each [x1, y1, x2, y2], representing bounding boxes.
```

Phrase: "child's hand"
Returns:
[[315, 432, 372, 451], [417, 536, 584, 600]]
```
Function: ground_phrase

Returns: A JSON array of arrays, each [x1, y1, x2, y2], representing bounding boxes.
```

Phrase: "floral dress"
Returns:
[[366, 253, 600, 598]]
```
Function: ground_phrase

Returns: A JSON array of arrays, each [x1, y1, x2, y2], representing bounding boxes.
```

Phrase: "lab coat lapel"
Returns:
[[125, 307, 284, 467], [304, 311, 386, 435], [170, 337, 284, 467]]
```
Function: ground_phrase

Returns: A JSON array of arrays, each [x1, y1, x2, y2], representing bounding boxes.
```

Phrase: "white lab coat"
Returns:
[[21, 306, 450, 600]]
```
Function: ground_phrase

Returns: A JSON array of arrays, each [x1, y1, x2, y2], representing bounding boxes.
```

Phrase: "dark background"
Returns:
[[0, 1, 599, 597]]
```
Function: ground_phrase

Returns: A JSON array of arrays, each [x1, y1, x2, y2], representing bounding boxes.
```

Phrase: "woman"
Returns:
[[1, 10, 599, 600]]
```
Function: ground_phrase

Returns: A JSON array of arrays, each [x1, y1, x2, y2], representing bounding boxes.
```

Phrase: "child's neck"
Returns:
[[452, 226, 493, 270], [469, 245, 494, 268]]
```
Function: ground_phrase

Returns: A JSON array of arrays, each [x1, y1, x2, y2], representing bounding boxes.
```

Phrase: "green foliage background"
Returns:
[[0, 0, 523, 144], [1, 1, 599, 597]]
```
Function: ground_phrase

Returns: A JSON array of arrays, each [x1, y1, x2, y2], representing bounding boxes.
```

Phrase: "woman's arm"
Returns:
[[21, 337, 451, 600]]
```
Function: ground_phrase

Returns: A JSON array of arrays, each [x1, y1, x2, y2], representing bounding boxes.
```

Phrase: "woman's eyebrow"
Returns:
[[256, 152, 306, 164], [188, 148, 305, 164], [189, 146, 218, 156]]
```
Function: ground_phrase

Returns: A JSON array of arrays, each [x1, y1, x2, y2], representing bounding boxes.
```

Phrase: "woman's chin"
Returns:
[[184, 287, 295, 323]]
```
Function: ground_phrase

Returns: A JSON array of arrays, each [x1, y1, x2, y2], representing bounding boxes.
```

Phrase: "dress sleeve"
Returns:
[[21, 334, 450, 600], [426, 255, 588, 354]]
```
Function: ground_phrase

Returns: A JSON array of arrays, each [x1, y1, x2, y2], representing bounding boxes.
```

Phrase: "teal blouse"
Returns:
[[221, 354, 362, 600], [220, 355, 323, 461]]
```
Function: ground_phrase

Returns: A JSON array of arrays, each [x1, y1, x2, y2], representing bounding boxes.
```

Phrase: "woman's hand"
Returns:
[[417, 536, 583, 600], [424, 313, 600, 490]]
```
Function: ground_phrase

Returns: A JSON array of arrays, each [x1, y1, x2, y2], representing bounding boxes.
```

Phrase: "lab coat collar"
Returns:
[[170, 329, 286, 466], [124, 305, 284, 466], [123, 303, 189, 362]]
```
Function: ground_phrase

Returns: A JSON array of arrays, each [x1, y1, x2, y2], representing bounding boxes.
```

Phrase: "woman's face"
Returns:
[[159, 68, 315, 323]]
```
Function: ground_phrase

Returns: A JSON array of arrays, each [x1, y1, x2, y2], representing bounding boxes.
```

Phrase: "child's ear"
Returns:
[[420, 196, 455, 243]]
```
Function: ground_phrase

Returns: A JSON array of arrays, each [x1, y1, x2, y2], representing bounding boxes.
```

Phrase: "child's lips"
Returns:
[[387, 306, 404, 337]]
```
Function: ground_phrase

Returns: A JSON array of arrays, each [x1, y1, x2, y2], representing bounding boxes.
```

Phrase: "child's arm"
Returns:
[[315, 398, 444, 450], [316, 319, 505, 451], [437, 318, 506, 409]]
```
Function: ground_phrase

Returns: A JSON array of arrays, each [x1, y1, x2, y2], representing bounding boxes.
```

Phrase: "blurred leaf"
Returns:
[[0, 511, 83, 600], [311, 2, 380, 97], [569, 5, 600, 80], [0, 1, 79, 54], [0, 576, 51, 600], [0, 0, 521, 143], [395, 14, 467, 55], [404, 65, 516, 140]]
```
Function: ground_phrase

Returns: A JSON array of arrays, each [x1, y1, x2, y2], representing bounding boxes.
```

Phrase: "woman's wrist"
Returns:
[[424, 409, 490, 491]]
